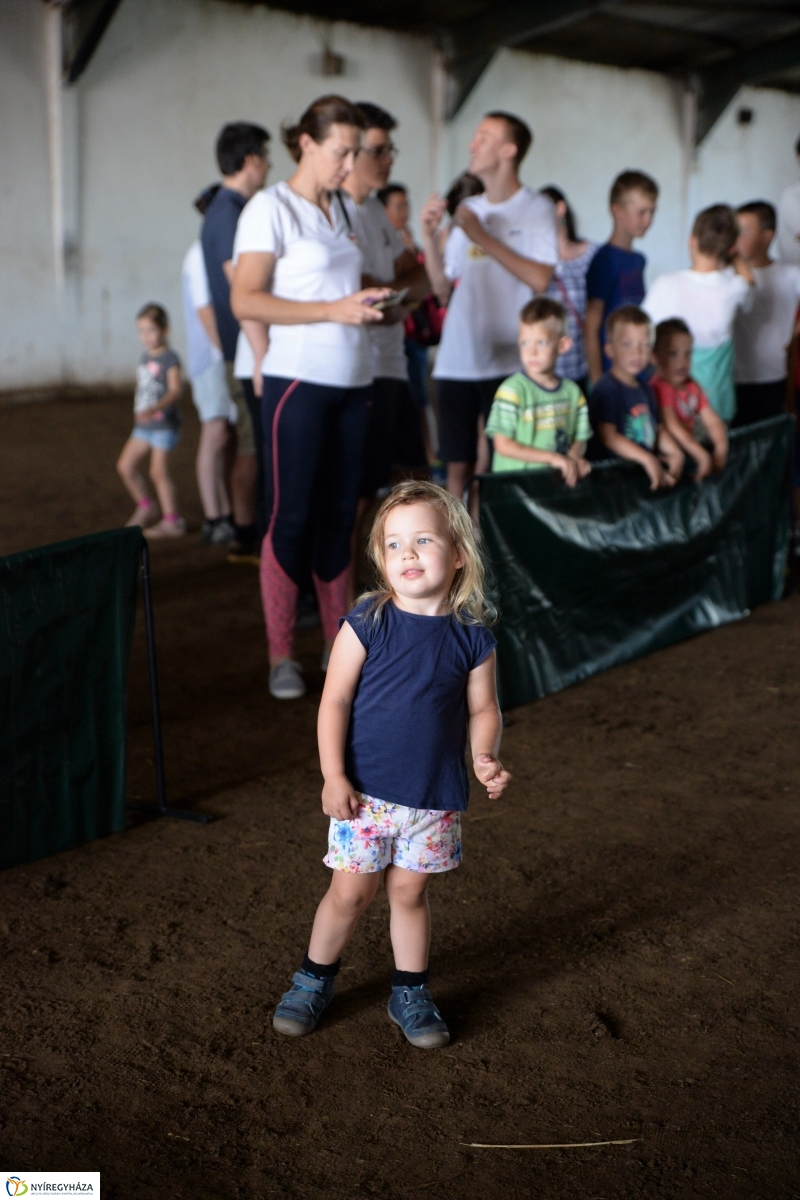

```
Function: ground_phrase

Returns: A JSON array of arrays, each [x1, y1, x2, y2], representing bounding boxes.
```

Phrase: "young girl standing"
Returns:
[[117, 303, 186, 538], [272, 480, 510, 1049]]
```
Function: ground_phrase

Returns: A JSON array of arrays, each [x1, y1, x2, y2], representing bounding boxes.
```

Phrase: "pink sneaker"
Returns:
[[126, 502, 159, 529], [144, 516, 187, 539]]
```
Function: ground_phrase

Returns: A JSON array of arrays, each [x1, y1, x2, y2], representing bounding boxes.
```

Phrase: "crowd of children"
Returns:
[[117, 114, 800, 540], [481, 186, 799, 497], [115, 102, 800, 689]]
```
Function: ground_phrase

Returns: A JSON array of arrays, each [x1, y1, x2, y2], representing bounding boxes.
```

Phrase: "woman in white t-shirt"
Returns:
[[231, 95, 389, 700]]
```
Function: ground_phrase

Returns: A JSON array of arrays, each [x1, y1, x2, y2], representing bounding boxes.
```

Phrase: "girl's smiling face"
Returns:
[[382, 502, 464, 613]]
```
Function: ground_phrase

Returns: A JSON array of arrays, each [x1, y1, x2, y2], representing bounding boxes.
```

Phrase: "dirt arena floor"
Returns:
[[1, 392, 799, 1199]]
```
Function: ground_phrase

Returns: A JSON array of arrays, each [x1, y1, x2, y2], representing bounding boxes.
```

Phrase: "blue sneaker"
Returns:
[[272, 971, 335, 1037], [388, 984, 450, 1049]]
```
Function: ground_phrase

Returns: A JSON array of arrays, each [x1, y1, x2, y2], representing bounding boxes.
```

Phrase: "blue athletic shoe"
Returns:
[[272, 971, 335, 1037], [388, 984, 450, 1049]]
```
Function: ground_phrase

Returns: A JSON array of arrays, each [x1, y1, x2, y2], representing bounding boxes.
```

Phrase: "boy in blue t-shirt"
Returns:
[[585, 171, 659, 384], [589, 305, 683, 490]]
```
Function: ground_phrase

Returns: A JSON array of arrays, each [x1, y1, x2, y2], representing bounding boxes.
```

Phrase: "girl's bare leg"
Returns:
[[196, 418, 230, 519], [149, 447, 179, 516], [384, 865, 431, 972], [307, 871, 382, 965], [116, 437, 153, 504]]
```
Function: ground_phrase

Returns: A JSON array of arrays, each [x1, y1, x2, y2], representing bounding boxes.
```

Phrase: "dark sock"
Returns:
[[301, 953, 341, 980], [392, 968, 429, 989], [233, 522, 256, 548]]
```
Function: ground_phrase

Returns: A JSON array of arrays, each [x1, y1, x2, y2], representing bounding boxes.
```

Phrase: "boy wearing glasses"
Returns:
[[341, 103, 430, 507]]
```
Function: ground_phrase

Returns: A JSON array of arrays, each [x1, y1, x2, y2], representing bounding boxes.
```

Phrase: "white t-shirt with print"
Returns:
[[643, 268, 752, 349], [181, 241, 222, 382], [233, 180, 370, 388], [343, 192, 408, 381], [433, 186, 558, 381], [734, 262, 800, 383]]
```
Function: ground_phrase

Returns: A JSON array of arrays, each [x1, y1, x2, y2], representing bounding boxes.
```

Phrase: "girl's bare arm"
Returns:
[[466, 652, 511, 800], [317, 621, 368, 819]]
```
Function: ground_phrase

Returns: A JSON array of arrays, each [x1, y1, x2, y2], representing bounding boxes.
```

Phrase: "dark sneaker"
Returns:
[[210, 517, 235, 546], [388, 984, 450, 1049], [272, 971, 335, 1037], [296, 591, 321, 629]]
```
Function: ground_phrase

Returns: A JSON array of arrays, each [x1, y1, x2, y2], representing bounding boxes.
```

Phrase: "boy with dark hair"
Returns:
[[585, 170, 659, 382], [483, 111, 533, 165], [201, 121, 270, 559], [420, 112, 557, 506], [734, 200, 800, 425], [589, 305, 683, 490], [485, 297, 590, 483], [644, 204, 753, 422], [652, 318, 728, 476]]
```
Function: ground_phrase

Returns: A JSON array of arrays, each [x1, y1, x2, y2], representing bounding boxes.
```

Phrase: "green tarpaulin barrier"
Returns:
[[479, 415, 794, 710], [0, 527, 142, 870]]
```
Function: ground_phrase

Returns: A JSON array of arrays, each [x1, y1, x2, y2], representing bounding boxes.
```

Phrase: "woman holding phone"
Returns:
[[232, 95, 389, 700]]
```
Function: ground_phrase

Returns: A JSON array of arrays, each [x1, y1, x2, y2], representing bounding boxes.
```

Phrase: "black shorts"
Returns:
[[359, 377, 428, 497], [733, 380, 786, 428], [435, 376, 505, 464]]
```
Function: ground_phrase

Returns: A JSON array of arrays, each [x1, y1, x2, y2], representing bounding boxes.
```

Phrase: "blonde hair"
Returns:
[[360, 480, 496, 626]]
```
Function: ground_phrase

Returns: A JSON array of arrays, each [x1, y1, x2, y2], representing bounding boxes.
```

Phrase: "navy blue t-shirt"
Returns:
[[588, 371, 659, 460], [200, 186, 247, 362], [342, 598, 497, 812], [586, 244, 646, 370]]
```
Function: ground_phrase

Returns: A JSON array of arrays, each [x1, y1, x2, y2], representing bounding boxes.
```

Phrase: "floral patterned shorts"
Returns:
[[324, 794, 462, 875]]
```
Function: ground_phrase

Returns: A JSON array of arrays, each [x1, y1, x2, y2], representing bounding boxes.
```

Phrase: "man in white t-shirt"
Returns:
[[421, 111, 558, 501], [734, 200, 800, 426], [776, 135, 800, 266], [341, 102, 429, 501]]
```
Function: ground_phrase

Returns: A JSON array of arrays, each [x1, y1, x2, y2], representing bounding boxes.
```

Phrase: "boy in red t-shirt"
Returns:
[[652, 318, 728, 477]]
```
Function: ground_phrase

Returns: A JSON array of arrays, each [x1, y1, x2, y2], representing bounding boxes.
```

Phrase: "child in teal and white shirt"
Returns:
[[485, 297, 591, 486], [644, 205, 754, 423]]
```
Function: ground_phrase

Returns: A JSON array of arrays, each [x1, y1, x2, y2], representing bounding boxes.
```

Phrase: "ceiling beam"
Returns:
[[440, 0, 604, 118], [443, 49, 497, 120], [695, 29, 800, 144], [62, 0, 123, 84], [442, 0, 602, 65]]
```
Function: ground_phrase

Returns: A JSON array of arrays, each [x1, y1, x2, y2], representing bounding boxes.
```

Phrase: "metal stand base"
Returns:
[[126, 538, 211, 825], [127, 799, 211, 823]]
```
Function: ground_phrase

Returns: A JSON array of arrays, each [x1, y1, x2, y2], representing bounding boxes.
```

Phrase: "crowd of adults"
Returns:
[[162, 95, 800, 700]]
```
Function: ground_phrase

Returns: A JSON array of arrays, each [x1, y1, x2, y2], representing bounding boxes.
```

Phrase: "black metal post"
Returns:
[[127, 538, 211, 824]]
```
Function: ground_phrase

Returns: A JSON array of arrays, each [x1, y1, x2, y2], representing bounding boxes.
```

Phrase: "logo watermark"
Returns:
[[4, 1176, 100, 1197]]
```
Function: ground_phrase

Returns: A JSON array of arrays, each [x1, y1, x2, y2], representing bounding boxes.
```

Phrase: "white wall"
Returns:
[[2, 0, 800, 391], [0, 0, 63, 387]]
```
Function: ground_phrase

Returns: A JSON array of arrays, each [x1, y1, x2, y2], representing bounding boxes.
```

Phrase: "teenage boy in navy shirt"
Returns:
[[585, 171, 659, 384], [589, 305, 683, 490], [202, 121, 270, 558]]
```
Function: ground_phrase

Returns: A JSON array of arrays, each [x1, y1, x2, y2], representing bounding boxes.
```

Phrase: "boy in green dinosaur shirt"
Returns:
[[485, 296, 591, 485]]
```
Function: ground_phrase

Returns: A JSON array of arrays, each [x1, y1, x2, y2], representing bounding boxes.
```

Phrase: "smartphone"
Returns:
[[370, 287, 410, 311]]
